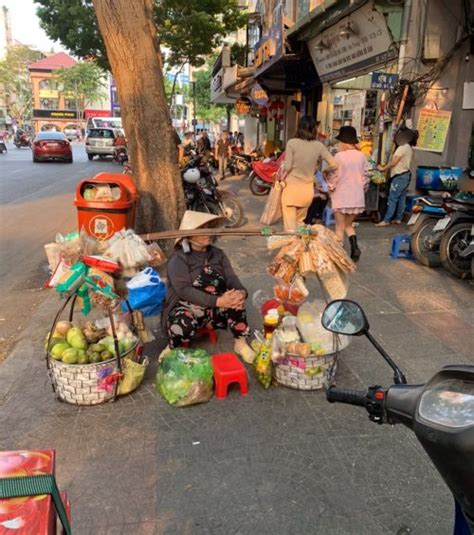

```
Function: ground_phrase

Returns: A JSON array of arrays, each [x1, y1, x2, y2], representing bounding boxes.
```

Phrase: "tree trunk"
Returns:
[[92, 0, 185, 233]]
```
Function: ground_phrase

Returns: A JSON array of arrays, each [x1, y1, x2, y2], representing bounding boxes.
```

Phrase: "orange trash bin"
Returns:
[[74, 173, 138, 240]]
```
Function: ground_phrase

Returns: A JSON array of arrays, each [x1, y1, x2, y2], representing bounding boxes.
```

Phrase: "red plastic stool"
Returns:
[[182, 326, 218, 348], [211, 352, 248, 399]]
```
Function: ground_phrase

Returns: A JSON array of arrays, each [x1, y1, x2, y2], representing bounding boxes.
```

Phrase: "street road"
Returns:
[[0, 142, 119, 360]]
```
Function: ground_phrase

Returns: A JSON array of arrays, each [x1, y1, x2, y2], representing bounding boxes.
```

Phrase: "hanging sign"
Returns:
[[254, 2, 284, 77], [371, 72, 399, 90], [235, 98, 251, 115], [308, 3, 397, 82], [416, 108, 452, 153], [251, 84, 269, 106]]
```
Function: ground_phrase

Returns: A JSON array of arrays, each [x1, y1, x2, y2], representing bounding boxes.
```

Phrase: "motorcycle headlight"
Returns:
[[418, 377, 474, 428]]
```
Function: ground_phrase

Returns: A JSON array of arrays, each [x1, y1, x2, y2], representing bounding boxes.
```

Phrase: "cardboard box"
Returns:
[[0, 450, 57, 534]]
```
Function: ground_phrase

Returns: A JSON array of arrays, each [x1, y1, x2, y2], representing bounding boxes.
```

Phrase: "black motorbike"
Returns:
[[427, 193, 474, 279], [407, 193, 448, 267], [181, 153, 244, 228], [322, 299, 474, 535], [113, 146, 128, 165], [0, 137, 6, 154], [14, 132, 31, 149]]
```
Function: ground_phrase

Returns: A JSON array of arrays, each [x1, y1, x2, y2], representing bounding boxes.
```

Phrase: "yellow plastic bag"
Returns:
[[118, 357, 149, 396]]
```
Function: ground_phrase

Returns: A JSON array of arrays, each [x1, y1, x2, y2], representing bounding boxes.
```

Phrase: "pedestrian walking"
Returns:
[[280, 116, 337, 231], [375, 128, 418, 227], [197, 129, 211, 157], [215, 131, 232, 181], [76, 127, 82, 142], [325, 126, 368, 261]]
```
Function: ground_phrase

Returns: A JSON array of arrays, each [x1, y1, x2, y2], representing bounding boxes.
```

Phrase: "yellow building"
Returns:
[[28, 52, 80, 133]]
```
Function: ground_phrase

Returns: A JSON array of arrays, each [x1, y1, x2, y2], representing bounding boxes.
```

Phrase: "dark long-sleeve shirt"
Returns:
[[161, 246, 246, 329]]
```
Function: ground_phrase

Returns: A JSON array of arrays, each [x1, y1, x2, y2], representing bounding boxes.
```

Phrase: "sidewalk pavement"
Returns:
[[1, 176, 473, 534]]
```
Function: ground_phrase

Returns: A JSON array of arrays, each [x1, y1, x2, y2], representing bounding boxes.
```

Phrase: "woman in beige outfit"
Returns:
[[281, 116, 337, 231]]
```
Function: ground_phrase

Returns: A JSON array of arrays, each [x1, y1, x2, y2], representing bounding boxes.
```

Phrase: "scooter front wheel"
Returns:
[[249, 173, 270, 196], [220, 198, 244, 228], [410, 217, 442, 268], [440, 223, 473, 279]]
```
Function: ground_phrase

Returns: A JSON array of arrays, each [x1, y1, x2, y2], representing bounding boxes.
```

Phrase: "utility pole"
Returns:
[[191, 80, 197, 137]]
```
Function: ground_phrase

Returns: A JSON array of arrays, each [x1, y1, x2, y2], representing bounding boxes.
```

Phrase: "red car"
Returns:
[[32, 132, 73, 163]]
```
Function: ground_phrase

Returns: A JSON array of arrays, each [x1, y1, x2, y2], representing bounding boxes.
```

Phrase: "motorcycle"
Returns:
[[0, 134, 7, 154], [248, 152, 285, 196], [428, 193, 474, 279], [182, 153, 244, 228], [229, 153, 252, 176], [113, 146, 128, 165], [321, 299, 474, 534], [407, 193, 448, 267], [14, 133, 31, 149]]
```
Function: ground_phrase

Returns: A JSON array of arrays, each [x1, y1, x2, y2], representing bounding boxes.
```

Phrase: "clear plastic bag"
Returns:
[[104, 230, 151, 271], [156, 348, 213, 406]]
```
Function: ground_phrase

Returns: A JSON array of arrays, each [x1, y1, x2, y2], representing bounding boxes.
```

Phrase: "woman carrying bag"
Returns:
[[280, 116, 337, 231]]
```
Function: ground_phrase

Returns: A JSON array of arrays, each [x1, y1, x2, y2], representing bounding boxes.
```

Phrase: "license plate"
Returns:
[[46, 143, 58, 148], [407, 213, 420, 225], [433, 217, 451, 232]]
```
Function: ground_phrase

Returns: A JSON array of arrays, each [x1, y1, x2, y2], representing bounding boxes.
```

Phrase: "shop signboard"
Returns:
[[371, 72, 398, 90], [235, 98, 251, 115], [211, 68, 224, 101], [33, 109, 79, 119], [254, 1, 284, 77], [308, 3, 397, 83], [84, 109, 112, 119], [39, 89, 59, 99], [251, 83, 269, 106], [415, 108, 452, 153]]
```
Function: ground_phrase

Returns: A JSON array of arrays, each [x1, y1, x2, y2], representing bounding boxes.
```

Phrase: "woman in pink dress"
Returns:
[[326, 126, 368, 261]]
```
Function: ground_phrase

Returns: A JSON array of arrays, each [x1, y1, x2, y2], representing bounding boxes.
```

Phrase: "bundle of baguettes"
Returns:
[[266, 224, 355, 300]]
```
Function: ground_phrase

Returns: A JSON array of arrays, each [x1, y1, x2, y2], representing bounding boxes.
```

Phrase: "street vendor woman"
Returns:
[[159, 211, 256, 364]]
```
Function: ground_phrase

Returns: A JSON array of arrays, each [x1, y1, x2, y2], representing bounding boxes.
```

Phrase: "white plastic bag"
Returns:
[[127, 267, 161, 289], [123, 268, 167, 317], [104, 230, 151, 270]]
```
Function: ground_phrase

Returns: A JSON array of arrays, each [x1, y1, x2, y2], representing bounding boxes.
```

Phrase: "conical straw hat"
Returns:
[[175, 210, 224, 244]]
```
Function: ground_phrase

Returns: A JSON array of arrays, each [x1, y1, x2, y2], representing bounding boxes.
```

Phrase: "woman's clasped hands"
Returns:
[[216, 289, 246, 310]]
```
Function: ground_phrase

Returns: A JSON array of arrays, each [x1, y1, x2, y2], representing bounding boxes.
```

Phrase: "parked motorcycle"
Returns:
[[407, 193, 448, 267], [433, 193, 474, 279], [229, 153, 252, 176], [248, 152, 285, 196], [182, 153, 244, 228], [322, 299, 474, 534], [14, 132, 31, 149]]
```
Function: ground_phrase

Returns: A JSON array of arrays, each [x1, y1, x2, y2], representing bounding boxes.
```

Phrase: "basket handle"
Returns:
[[45, 294, 75, 395]]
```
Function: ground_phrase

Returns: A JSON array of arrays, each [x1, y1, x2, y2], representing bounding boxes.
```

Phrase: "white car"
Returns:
[[85, 128, 120, 160]]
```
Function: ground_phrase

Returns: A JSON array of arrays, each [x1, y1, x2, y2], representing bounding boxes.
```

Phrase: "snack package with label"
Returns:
[[156, 348, 213, 406], [253, 338, 273, 389]]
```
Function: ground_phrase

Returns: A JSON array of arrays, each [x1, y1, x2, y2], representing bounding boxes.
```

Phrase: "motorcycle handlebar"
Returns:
[[326, 386, 367, 407]]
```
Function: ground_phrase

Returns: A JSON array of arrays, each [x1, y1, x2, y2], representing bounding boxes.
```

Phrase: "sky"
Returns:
[[2, 0, 62, 52]]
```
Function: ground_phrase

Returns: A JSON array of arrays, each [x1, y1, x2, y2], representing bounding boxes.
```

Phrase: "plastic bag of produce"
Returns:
[[260, 181, 283, 225], [121, 267, 167, 317], [156, 348, 213, 406]]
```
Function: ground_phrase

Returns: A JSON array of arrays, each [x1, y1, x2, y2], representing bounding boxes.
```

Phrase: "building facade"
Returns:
[[219, 0, 473, 169]]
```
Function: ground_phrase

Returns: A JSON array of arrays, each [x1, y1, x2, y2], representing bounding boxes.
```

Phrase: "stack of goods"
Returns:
[[45, 317, 148, 405], [156, 348, 214, 407], [272, 302, 349, 390], [266, 225, 356, 301]]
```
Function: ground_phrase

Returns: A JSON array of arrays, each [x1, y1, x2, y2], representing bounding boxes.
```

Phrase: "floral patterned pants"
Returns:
[[167, 264, 250, 349]]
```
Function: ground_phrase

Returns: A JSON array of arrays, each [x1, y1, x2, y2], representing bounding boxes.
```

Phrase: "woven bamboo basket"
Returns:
[[275, 353, 338, 390], [48, 345, 136, 406], [46, 294, 135, 406]]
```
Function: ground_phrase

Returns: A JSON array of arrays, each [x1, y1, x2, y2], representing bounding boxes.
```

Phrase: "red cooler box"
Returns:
[[75, 172, 138, 239], [0, 449, 70, 534]]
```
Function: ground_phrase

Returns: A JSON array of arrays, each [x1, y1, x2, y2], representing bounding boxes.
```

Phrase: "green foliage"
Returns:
[[35, 0, 247, 70], [194, 63, 229, 125], [0, 44, 43, 121], [54, 62, 106, 115], [155, 0, 246, 67]]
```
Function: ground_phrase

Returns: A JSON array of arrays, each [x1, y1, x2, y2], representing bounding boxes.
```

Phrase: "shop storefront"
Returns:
[[32, 109, 80, 133], [289, 1, 404, 161]]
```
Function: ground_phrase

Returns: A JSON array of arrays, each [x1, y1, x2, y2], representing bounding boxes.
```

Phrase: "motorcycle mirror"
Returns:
[[322, 299, 407, 385], [322, 300, 369, 336]]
